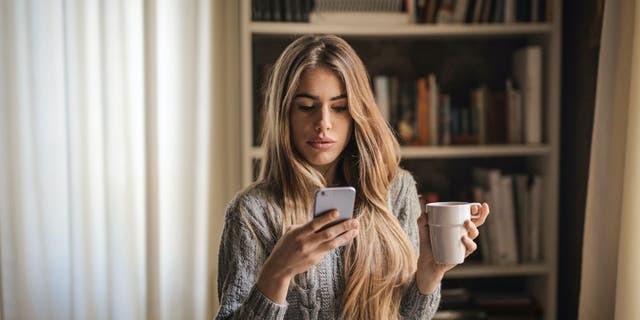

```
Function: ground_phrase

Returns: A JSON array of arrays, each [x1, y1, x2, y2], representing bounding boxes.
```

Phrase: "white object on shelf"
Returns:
[[513, 45, 543, 144]]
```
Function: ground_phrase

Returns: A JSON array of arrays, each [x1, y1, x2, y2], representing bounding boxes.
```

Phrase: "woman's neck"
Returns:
[[316, 161, 340, 186]]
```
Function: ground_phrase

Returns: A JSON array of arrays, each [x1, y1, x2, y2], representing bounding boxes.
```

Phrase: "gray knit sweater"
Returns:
[[216, 170, 441, 319]]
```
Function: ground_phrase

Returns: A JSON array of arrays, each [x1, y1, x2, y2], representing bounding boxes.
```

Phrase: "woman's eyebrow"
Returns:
[[293, 93, 347, 101]]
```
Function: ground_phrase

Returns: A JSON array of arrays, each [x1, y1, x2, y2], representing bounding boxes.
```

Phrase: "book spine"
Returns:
[[374, 76, 391, 122], [428, 74, 439, 145], [416, 77, 430, 145]]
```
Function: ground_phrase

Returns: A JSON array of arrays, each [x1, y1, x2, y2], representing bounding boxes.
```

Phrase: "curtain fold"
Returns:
[[613, 0, 640, 317], [0, 0, 232, 319], [579, 0, 640, 319]]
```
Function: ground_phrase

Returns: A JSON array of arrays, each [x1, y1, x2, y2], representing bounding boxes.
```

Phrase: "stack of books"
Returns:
[[372, 45, 543, 146], [251, 0, 551, 25], [472, 168, 544, 265]]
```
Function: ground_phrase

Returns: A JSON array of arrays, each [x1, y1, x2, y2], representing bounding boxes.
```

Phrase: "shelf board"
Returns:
[[249, 22, 553, 37], [444, 263, 548, 279], [250, 144, 550, 159], [400, 144, 551, 158]]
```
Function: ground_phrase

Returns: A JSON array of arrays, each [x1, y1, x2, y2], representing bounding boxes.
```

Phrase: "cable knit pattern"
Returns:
[[216, 170, 441, 319]]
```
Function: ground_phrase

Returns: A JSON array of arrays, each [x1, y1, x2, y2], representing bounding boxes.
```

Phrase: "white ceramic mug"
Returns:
[[426, 202, 482, 264]]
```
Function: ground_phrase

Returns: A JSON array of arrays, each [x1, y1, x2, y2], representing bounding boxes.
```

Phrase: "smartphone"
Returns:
[[312, 186, 356, 230]]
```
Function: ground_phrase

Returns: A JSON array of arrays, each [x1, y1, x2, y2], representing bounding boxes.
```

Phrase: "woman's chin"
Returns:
[[306, 155, 338, 168]]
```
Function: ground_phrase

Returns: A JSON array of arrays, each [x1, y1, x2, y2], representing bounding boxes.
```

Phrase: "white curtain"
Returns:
[[579, 0, 640, 319], [0, 0, 239, 319]]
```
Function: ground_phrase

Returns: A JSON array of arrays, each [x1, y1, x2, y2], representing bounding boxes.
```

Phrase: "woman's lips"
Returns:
[[307, 139, 336, 150]]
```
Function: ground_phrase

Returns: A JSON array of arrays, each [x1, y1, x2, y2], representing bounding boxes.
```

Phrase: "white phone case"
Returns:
[[312, 187, 356, 226]]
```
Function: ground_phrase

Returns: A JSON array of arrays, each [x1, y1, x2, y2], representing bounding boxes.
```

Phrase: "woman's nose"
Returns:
[[315, 105, 332, 132]]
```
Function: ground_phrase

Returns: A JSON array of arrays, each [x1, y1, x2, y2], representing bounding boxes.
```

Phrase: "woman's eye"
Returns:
[[333, 106, 348, 112], [298, 105, 314, 112]]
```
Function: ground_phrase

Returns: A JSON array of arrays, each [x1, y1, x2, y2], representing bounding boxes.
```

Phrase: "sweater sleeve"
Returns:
[[392, 171, 442, 319], [215, 195, 288, 319]]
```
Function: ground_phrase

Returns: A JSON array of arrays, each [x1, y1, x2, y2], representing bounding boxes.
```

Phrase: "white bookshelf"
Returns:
[[240, 1, 561, 319]]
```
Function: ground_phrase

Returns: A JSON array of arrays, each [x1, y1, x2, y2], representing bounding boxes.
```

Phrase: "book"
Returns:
[[374, 75, 391, 122], [473, 186, 492, 263], [436, 0, 455, 24], [428, 74, 439, 145], [506, 79, 523, 143], [486, 91, 507, 144], [504, 0, 515, 23], [473, 168, 504, 264], [389, 77, 401, 132], [416, 77, 431, 145], [426, 0, 439, 23], [452, 0, 469, 24], [416, 0, 429, 23], [529, 175, 543, 261], [513, 46, 543, 144], [513, 174, 530, 262], [472, 0, 484, 23], [481, 0, 493, 23], [492, 0, 504, 23], [500, 176, 519, 264], [440, 94, 451, 145], [471, 86, 487, 144]]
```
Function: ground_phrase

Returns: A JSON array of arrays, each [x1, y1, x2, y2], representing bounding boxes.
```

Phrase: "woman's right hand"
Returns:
[[256, 209, 359, 304]]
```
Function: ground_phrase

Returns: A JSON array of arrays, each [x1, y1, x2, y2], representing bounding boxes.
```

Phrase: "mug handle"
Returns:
[[470, 202, 482, 219]]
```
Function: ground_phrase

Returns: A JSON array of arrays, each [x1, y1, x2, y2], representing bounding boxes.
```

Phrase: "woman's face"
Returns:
[[290, 66, 353, 172]]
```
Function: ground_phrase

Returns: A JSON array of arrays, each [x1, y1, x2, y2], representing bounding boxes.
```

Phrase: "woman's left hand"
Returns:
[[414, 203, 490, 294]]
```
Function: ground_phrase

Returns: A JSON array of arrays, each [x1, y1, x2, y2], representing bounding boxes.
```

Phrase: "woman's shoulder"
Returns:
[[389, 168, 417, 195], [387, 168, 418, 211], [224, 182, 274, 225], [224, 182, 282, 249]]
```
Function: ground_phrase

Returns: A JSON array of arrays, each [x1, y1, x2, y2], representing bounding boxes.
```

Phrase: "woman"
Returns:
[[216, 35, 489, 320]]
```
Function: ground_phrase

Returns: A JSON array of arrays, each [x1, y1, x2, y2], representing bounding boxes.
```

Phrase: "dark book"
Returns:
[[301, 0, 312, 22], [481, 0, 493, 23], [252, 0, 262, 21], [465, 0, 477, 23], [492, 0, 504, 23], [485, 92, 507, 144], [263, 0, 272, 21], [272, 0, 282, 21], [516, 0, 531, 22], [539, 0, 547, 22], [292, 0, 301, 22], [416, 0, 429, 23]]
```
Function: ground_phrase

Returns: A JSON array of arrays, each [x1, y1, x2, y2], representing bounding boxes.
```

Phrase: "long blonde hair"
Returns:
[[259, 35, 417, 320]]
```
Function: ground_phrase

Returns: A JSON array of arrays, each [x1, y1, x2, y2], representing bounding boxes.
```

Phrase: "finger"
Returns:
[[304, 209, 339, 233], [462, 235, 477, 257], [417, 210, 428, 227], [471, 203, 490, 227], [321, 228, 359, 251], [471, 204, 480, 215], [417, 211, 429, 239], [312, 218, 359, 243], [465, 220, 479, 240]]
